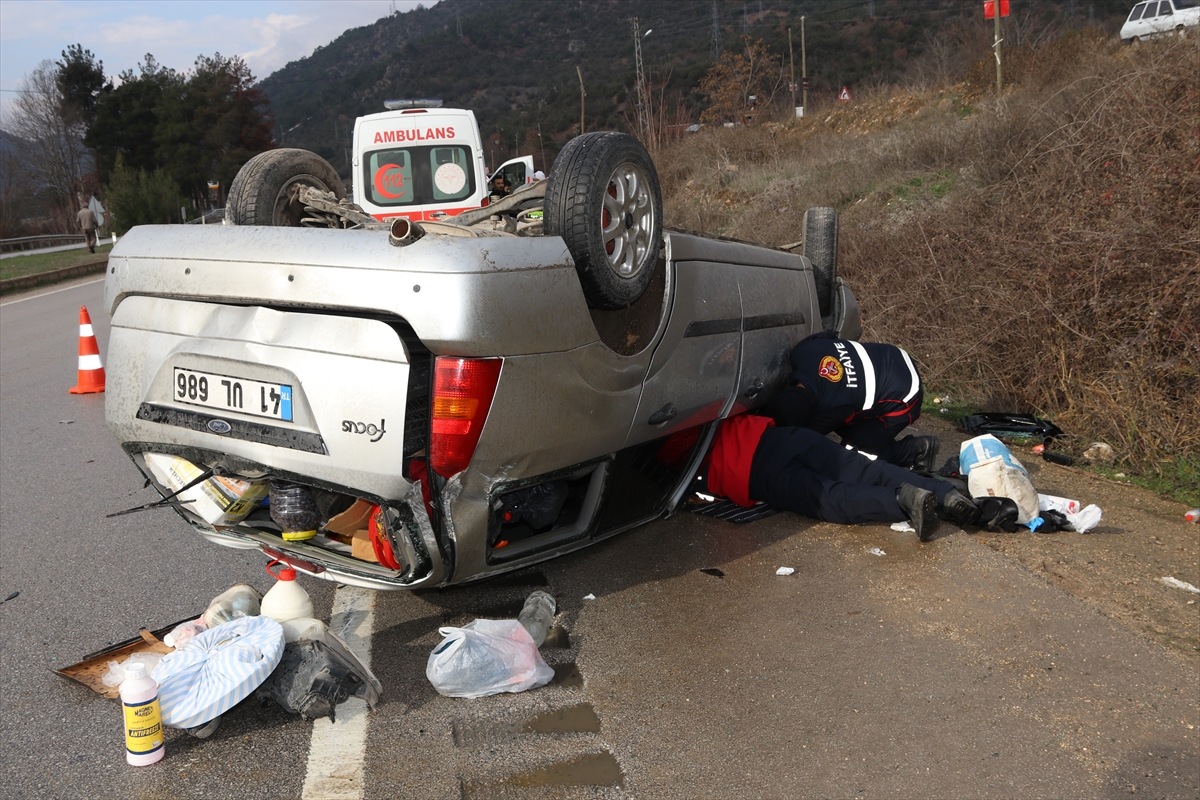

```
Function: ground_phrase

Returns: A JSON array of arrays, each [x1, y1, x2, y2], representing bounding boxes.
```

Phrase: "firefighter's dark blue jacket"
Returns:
[[777, 331, 921, 433]]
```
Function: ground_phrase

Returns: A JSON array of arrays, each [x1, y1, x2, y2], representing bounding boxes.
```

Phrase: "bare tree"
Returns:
[[5, 60, 90, 229]]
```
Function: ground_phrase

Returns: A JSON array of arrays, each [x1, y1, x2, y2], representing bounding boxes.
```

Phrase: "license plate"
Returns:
[[173, 368, 293, 422]]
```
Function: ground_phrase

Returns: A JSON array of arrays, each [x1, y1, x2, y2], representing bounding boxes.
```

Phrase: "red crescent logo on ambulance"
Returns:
[[818, 355, 844, 383], [373, 164, 405, 199]]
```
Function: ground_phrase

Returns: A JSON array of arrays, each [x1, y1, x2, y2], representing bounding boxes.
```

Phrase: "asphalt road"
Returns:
[[1, 279, 1196, 799]]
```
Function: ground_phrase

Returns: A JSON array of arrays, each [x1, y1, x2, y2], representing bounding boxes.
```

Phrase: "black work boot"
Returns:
[[897, 483, 938, 542], [940, 488, 980, 527], [909, 435, 941, 473]]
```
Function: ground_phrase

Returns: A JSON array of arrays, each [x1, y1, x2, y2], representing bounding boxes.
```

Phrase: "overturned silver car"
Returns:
[[104, 132, 861, 590]]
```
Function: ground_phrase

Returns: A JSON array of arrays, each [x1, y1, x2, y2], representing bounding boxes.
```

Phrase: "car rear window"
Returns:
[[1159, 1, 1173, 15], [364, 145, 476, 207]]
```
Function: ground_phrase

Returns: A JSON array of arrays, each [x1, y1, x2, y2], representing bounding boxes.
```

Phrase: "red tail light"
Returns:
[[430, 357, 502, 476]]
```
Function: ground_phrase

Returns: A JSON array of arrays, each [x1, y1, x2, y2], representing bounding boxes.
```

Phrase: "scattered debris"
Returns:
[[257, 619, 381, 721], [776, 567, 795, 576], [1159, 577, 1200, 594], [700, 568, 725, 578], [1080, 442, 1115, 465], [867, 547, 886, 557], [1184, 509, 1199, 523], [426, 619, 554, 699], [0, 590, 18, 604], [961, 413, 1064, 441], [154, 615, 285, 730], [582, 593, 596, 601], [891, 521, 915, 533]]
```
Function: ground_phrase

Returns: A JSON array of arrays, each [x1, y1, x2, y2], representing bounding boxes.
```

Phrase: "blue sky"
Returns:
[[0, 0, 432, 124]]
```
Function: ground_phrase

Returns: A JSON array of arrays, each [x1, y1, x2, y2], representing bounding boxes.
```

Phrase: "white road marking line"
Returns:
[[302, 586, 377, 800], [0, 277, 105, 306]]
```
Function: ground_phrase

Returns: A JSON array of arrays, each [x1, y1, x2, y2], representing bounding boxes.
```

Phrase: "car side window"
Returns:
[[1128, 2, 1147, 20], [1159, 1, 1173, 15]]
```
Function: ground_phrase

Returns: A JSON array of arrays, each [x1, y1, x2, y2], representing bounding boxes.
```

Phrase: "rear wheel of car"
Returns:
[[226, 149, 345, 226], [545, 132, 663, 309], [803, 207, 838, 319]]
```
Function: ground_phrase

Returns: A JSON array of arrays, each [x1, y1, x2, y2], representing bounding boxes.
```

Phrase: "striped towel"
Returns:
[[155, 615, 284, 729]]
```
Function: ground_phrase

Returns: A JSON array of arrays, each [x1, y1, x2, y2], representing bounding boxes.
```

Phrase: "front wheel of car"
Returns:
[[545, 132, 663, 310], [226, 149, 346, 226]]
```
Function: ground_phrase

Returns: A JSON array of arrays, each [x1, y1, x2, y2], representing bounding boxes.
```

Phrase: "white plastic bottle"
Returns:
[[261, 560, 314, 623], [120, 662, 164, 766]]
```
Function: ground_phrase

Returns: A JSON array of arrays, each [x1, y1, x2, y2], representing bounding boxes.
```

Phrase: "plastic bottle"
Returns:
[[1186, 509, 1200, 523], [120, 662, 164, 766], [261, 560, 315, 623], [269, 480, 321, 541], [517, 590, 556, 647]]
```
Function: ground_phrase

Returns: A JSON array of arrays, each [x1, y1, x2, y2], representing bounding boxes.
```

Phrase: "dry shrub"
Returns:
[[659, 33, 1199, 470]]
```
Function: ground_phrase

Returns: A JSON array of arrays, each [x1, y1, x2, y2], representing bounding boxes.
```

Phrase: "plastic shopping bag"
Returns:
[[426, 619, 554, 699], [155, 615, 285, 729], [1038, 493, 1103, 533]]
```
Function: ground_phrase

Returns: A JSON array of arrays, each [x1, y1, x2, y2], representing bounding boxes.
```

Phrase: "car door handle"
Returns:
[[647, 403, 677, 426], [744, 380, 764, 399]]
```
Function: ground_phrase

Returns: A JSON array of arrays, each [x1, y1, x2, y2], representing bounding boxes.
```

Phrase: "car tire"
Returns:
[[803, 207, 838, 319], [545, 132, 663, 309], [226, 149, 345, 226]]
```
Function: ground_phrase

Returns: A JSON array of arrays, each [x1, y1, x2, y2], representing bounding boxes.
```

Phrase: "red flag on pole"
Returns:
[[984, 0, 1010, 18]]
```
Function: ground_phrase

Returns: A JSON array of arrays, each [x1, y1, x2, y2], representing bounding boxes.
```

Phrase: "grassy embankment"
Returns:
[[658, 32, 1199, 504], [0, 243, 113, 282]]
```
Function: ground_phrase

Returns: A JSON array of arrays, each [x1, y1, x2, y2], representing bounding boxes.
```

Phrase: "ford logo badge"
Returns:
[[207, 419, 232, 434]]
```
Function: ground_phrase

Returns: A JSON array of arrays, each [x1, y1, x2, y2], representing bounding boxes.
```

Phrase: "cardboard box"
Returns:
[[325, 499, 378, 563], [351, 528, 379, 563], [143, 453, 268, 526]]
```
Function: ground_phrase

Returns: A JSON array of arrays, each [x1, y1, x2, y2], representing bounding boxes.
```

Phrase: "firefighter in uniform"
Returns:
[[769, 331, 939, 470], [703, 414, 978, 542]]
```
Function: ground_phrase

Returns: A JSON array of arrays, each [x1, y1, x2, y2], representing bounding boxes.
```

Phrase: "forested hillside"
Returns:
[[260, 0, 1134, 176]]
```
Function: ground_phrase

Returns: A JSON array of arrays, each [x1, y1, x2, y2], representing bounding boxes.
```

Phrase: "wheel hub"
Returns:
[[601, 163, 655, 279]]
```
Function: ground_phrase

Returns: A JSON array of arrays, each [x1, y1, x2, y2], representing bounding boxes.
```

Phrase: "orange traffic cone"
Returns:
[[69, 305, 105, 394]]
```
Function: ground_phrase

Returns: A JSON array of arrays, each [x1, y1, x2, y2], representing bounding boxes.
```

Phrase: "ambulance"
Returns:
[[352, 99, 535, 222]]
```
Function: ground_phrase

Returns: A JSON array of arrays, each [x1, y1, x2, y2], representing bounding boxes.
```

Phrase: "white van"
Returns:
[[352, 101, 534, 222]]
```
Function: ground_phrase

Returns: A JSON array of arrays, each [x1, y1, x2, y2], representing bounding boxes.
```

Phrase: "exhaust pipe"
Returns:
[[388, 217, 425, 247]]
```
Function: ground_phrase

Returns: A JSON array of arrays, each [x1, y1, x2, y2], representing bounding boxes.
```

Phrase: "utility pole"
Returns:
[[632, 18, 648, 140], [576, 66, 586, 134], [711, 0, 721, 60], [994, 2, 1003, 93], [801, 16, 808, 115], [456, 10, 462, 38], [788, 27, 797, 118]]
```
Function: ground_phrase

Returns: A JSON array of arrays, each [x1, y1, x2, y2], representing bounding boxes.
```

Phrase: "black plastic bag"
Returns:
[[961, 413, 1064, 441]]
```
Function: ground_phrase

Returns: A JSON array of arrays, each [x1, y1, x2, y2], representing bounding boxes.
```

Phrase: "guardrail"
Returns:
[[185, 208, 226, 225], [0, 234, 86, 254]]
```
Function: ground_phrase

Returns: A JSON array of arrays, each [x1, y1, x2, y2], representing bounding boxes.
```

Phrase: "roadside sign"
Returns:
[[984, 0, 1010, 18], [839, 86, 851, 102]]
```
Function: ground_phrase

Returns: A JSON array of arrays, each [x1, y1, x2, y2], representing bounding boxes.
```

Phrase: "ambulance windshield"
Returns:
[[364, 145, 475, 207]]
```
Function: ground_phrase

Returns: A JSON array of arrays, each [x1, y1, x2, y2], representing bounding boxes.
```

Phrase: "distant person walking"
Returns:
[[77, 204, 98, 253]]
